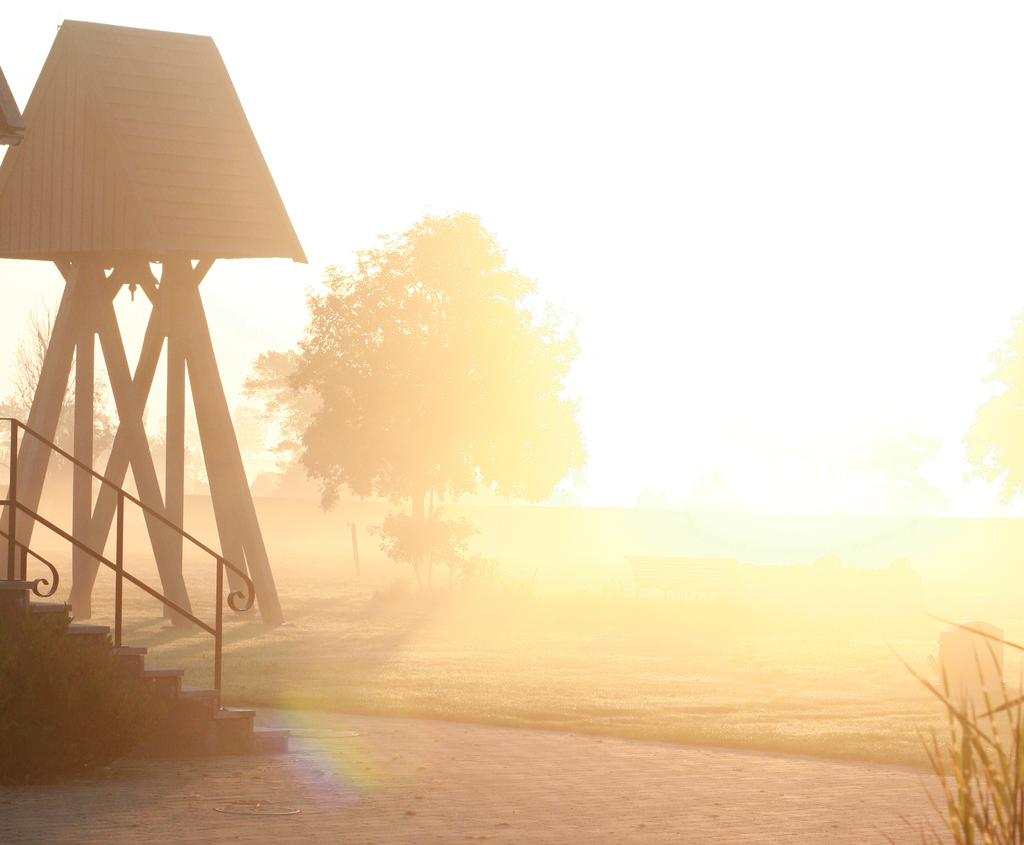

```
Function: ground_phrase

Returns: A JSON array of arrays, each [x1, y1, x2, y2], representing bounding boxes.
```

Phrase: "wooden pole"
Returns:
[[348, 521, 360, 576], [179, 272, 283, 625], [70, 261, 96, 617], [161, 259, 248, 599], [191, 405, 248, 595], [164, 260, 186, 589], [0, 265, 79, 552]]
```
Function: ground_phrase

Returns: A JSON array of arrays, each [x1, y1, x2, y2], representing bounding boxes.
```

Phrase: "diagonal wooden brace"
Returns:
[[178, 272, 283, 625], [93, 293, 193, 620], [1, 264, 80, 552]]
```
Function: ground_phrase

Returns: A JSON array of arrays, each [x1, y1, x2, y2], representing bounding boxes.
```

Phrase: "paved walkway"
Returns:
[[0, 710, 946, 844]]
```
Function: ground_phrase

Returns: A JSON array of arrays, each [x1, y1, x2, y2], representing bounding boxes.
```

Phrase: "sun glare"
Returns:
[[2, 6, 1024, 843]]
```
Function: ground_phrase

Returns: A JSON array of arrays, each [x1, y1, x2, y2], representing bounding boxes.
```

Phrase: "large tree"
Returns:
[[258, 213, 584, 584], [966, 313, 1024, 500]]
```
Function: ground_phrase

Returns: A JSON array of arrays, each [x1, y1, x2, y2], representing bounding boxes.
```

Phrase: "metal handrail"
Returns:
[[2, 417, 255, 696], [0, 501, 217, 635], [0, 417, 250, 583], [0, 525, 59, 598]]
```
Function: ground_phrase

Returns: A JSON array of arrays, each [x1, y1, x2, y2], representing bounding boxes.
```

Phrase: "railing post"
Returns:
[[19, 546, 27, 582], [8, 419, 17, 581], [115, 491, 124, 648], [214, 558, 224, 700]]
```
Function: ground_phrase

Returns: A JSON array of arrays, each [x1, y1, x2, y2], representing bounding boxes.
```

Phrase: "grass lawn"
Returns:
[[100, 560, 948, 768], [25, 494, 1018, 770]]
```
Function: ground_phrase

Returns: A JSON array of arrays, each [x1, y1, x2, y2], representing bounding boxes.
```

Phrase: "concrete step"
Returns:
[[142, 668, 184, 678], [0, 580, 32, 613], [3, 554, 284, 761], [179, 687, 220, 704], [112, 646, 148, 656], [177, 688, 220, 720], [178, 684, 218, 700], [215, 707, 256, 719], [111, 645, 148, 674], [66, 623, 109, 634], [123, 687, 287, 759], [213, 707, 257, 755], [131, 718, 211, 758], [252, 728, 290, 755], [135, 689, 221, 758], [141, 668, 184, 697], [29, 602, 69, 616], [1, 580, 288, 761], [65, 623, 110, 644]]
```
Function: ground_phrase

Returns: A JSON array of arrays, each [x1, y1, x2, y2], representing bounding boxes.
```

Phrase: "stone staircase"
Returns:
[[1, 580, 288, 758]]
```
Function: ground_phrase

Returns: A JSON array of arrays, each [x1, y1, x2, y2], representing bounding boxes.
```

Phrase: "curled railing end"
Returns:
[[226, 587, 254, 613], [30, 568, 59, 599]]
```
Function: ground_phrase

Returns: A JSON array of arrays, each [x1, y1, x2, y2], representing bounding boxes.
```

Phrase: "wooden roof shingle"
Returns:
[[0, 20, 306, 262]]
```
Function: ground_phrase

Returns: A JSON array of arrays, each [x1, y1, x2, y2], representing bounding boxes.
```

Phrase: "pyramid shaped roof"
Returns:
[[0, 65, 24, 145], [0, 20, 306, 262]]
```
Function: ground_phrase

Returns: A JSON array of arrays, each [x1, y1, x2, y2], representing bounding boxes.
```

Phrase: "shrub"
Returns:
[[0, 608, 158, 784], [372, 510, 497, 589]]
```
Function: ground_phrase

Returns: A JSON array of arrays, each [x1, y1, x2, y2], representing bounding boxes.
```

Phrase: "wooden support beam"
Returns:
[[93, 293, 192, 621], [69, 262, 97, 617], [0, 265, 79, 553], [56, 259, 163, 534], [10, 255, 280, 629], [164, 260, 187, 590], [179, 273, 283, 625], [55, 262, 170, 616], [88, 300, 166, 542], [195, 421, 248, 597], [85, 259, 216, 618]]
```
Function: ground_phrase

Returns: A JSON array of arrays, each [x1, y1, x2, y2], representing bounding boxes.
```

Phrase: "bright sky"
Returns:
[[2, 2, 1023, 515]]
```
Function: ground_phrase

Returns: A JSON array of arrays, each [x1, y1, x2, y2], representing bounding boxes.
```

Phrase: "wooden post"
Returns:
[[162, 259, 248, 598], [7, 418, 16, 580], [349, 521, 360, 576], [190, 408, 248, 598], [1, 269, 74, 566], [1, 267, 79, 552], [179, 273, 283, 625], [70, 261, 96, 617], [164, 260, 186, 591]]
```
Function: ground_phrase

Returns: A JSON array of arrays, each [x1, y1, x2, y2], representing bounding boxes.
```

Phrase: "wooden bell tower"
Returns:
[[0, 21, 307, 625]]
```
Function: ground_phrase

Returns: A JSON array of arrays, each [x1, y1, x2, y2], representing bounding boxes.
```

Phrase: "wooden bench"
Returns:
[[627, 556, 739, 599]]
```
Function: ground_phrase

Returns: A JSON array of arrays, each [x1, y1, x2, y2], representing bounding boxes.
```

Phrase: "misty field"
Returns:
[[128, 569, 949, 767], [23, 492, 1024, 769]]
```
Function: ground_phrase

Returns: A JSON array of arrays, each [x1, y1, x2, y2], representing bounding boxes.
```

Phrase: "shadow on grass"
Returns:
[[119, 588, 450, 683]]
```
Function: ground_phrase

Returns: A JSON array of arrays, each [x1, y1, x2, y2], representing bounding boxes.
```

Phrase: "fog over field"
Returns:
[[4, 4, 1024, 812], [4, 477, 1017, 770]]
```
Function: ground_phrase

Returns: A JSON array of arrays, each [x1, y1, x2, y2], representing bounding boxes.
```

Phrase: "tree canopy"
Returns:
[[248, 212, 584, 584], [292, 212, 584, 509], [966, 313, 1024, 501]]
